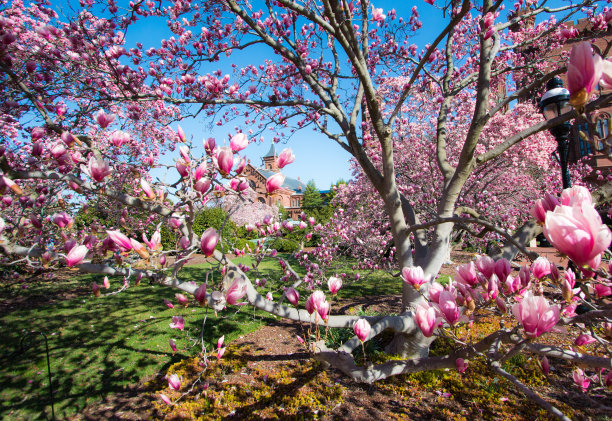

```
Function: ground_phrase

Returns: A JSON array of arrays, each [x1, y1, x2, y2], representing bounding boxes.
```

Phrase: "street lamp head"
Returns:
[[540, 77, 571, 121], [540, 77, 573, 189]]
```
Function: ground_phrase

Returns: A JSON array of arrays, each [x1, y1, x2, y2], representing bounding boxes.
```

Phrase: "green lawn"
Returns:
[[0, 255, 409, 420]]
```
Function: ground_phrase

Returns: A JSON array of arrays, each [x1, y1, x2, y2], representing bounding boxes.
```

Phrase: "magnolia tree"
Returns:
[[310, 100, 577, 270], [2, 0, 612, 418]]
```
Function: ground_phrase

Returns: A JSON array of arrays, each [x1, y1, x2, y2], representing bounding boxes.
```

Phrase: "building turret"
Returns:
[[262, 144, 279, 172]]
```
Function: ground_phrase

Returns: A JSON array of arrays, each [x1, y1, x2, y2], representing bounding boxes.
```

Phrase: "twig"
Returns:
[[490, 362, 570, 421]]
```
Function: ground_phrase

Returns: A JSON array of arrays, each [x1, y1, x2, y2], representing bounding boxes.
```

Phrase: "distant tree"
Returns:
[[303, 180, 323, 211]]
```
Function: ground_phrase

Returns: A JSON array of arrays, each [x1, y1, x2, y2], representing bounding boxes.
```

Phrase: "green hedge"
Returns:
[[266, 237, 300, 253]]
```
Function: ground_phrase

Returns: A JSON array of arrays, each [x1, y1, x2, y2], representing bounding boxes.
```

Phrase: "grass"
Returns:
[[0, 269, 273, 420], [0, 254, 411, 420]]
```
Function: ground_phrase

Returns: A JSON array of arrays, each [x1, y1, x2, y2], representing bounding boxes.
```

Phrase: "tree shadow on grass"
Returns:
[[0, 273, 269, 420]]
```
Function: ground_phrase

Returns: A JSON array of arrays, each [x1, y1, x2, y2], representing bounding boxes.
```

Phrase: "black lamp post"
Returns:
[[540, 77, 573, 189]]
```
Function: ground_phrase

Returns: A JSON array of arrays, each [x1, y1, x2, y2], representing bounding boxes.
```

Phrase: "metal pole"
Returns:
[[551, 122, 572, 190], [557, 135, 571, 189]]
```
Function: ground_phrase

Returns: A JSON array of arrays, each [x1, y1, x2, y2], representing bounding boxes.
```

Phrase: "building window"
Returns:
[[576, 122, 593, 157], [596, 117, 610, 140]]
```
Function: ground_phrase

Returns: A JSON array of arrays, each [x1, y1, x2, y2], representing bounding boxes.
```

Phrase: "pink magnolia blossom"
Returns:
[[179, 236, 190, 250], [402, 266, 426, 289], [276, 148, 295, 168], [531, 193, 560, 224], [544, 202, 612, 269], [518, 265, 531, 288], [179, 145, 190, 164], [415, 303, 437, 337], [86, 156, 111, 183], [560, 186, 592, 207], [103, 276, 110, 289], [305, 290, 326, 314], [285, 287, 300, 305], [230, 133, 248, 152], [169, 316, 185, 330], [495, 296, 507, 314], [106, 230, 132, 251], [504, 275, 520, 295], [169, 339, 177, 352], [143, 231, 161, 251], [266, 292, 273, 300], [168, 373, 181, 391], [94, 109, 116, 129], [111, 130, 129, 147], [32, 141, 43, 156], [160, 394, 172, 405], [512, 291, 560, 338], [175, 293, 189, 306], [594, 283, 612, 298], [456, 261, 478, 286], [163, 299, 174, 309], [141, 179, 156, 200], [200, 227, 219, 257], [217, 336, 225, 349], [564, 268, 576, 288], [371, 5, 385, 22], [175, 160, 189, 178], [530, 257, 551, 280], [574, 333, 596, 346], [130, 239, 150, 259], [427, 282, 444, 303], [475, 255, 495, 279], [194, 178, 211, 194], [195, 161, 207, 180], [176, 125, 186, 143], [540, 356, 550, 375], [66, 244, 88, 267], [296, 335, 305, 345], [353, 318, 371, 342], [494, 258, 511, 282], [92, 281, 100, 297], [572, 368, 591, 392], [204, 137, 216, 155], [560, 27, 578, 40], [567, 42, 603, 107], [195, 284, 207, 305], [317, 300, 330, 320], [217, 147, 234, 176], [217, 347, 226, 361], [456, 358, 468, 373], [266, 173, 285, 194], [437, 290, 460, 325], [235, 156, 247, 175], [327, 276, 342, 295], [225, 277, 247, 305], [52, 212, 73, 229], [50, 143, 66, 159], [601, 59, 612, 89]]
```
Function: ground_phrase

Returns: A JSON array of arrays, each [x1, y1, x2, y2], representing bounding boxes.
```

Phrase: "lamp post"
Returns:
[[540, 77, 573, 189]]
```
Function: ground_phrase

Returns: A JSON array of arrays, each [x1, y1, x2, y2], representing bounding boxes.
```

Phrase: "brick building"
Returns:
[[556, 19, 612, 177], [242, 144, 306, 219], [513, 14, 612, 179]]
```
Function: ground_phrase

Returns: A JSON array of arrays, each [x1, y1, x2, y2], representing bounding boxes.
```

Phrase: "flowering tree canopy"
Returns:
[[1, 0, 612, 417]]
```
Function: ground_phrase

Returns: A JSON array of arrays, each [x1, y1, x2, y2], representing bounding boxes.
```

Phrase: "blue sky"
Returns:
[[51, 0, 589, 188], [130, 0, 461, 189]]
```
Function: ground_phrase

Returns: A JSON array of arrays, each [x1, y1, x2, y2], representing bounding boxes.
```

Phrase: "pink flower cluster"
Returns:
[[533, 186, 612, 270]]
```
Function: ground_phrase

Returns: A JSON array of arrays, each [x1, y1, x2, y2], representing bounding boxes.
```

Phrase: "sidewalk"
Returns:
[[524, 247, 568, 267]]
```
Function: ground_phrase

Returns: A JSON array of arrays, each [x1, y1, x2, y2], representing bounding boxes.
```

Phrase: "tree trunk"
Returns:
[[385, 328, 435, 357]]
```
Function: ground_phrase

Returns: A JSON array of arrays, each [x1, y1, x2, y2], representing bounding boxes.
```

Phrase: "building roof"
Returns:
[[258, 168, 305, 193], [263, 144, 277, 158]]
